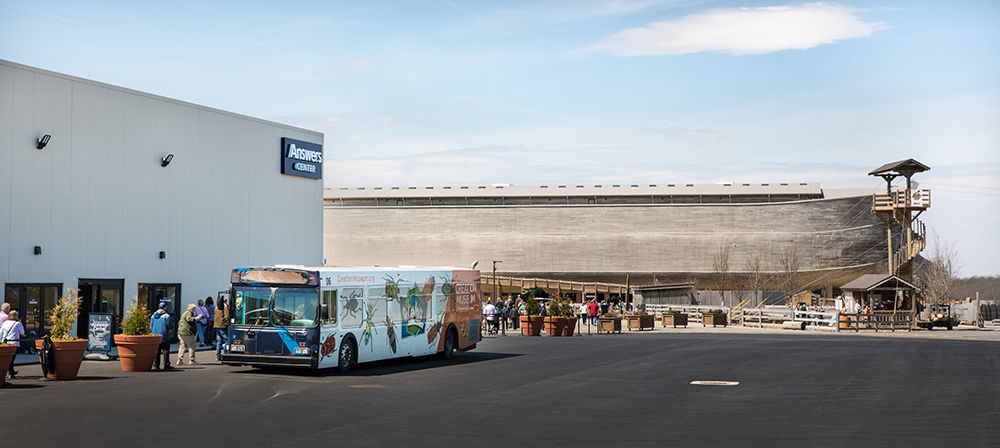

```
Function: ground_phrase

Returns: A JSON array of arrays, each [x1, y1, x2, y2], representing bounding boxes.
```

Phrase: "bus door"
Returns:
[[318, 289, 339, 368]]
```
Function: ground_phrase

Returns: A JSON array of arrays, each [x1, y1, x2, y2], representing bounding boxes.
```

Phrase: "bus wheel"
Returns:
[[338, 339, 356, 373], [442, 329, 457, 359]]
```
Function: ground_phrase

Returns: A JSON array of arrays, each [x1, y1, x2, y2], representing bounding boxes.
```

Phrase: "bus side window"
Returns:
[[322, 290, 337, 325]]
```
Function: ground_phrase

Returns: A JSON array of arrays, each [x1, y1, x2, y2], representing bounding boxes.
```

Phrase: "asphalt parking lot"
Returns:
[[4, 331, 999, 447]]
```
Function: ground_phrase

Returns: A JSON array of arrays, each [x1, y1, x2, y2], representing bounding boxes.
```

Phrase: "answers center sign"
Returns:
[[281, 137, 323, 180]]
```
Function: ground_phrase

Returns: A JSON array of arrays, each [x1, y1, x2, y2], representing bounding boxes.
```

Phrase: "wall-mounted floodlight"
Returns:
[[36, 134, 51, 150], [161, 153, 174, 167]]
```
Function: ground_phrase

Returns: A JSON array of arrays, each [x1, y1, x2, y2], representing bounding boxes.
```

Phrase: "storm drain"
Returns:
[[690, 380, 740, 386]]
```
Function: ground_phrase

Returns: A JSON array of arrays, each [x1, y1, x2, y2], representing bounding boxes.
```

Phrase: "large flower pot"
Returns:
[[563, 317, 578, 336], [114, 334, 162, 372], [702, 313, 728, 327], [35, 339, 88, 380], [520, 316, 544, 336], [626, 315, 655, 331], [0, 345, 17, 386], [543, 317, 566, 336]]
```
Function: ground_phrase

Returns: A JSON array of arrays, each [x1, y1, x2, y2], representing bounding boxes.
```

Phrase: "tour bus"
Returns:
[[221, 265, 482, 371]]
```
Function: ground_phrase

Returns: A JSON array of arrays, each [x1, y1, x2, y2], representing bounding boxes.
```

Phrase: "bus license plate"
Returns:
[[230, 344, 246, 353]]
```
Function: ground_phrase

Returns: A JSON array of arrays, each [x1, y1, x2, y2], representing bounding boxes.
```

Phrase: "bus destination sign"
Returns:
[[235, 269, 315, 285]]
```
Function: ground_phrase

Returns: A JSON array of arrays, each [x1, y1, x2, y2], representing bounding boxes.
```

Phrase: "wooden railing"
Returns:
[[872, 189, 931, 212], [837, 312, 913, 332]]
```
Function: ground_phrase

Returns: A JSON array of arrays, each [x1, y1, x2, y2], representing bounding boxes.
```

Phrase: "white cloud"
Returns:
[[585, 3, 889, 56]]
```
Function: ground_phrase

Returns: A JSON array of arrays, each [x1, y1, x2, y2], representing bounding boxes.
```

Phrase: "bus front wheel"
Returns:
[[338, 338, 356, 373], [442, 329, 457, 359]]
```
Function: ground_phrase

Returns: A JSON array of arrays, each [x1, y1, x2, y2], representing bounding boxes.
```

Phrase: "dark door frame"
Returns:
[[77, 278, 125, 340], [3, 283, 62, 340]]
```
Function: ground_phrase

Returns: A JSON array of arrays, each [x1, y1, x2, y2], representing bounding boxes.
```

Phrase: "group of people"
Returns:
[[0, 302, 25, 380], [149, 296, 231, 369], [481, 296, 633, 334]]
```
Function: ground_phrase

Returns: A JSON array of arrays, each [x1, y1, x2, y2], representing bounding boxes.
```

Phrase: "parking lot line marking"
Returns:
[[349, 384, 386, 389], [690, 380, 740, 386]]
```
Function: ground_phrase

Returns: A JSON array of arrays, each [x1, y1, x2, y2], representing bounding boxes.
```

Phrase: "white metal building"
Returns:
[[0, 60, 324, 338]]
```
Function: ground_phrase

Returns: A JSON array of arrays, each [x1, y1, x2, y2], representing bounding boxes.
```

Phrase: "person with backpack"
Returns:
[[149, 301, 174, 370]]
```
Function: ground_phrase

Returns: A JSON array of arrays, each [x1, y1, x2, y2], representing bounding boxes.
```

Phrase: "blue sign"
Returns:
[[281, 137, 323, 180]]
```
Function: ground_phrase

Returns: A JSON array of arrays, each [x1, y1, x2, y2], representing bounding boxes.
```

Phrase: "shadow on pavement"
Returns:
[[1, 382, 44, 389], [231, 352, 522, 378]]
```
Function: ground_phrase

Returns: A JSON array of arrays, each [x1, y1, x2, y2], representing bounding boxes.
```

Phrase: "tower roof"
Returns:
[[868, 159, 930, 177]]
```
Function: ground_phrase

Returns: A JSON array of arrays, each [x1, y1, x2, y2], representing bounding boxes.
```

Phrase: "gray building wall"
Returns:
[[324, 194, 885, 287], [0, 60, 323, 317]]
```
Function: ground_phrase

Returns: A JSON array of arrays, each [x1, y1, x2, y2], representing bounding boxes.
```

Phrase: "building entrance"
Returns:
[[77, 279, 124, 340], [3, 283, 61, 340]]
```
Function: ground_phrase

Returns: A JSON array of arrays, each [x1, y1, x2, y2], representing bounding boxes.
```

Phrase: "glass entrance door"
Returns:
[[77, 279, 124, 340], [3, 283, 61, 339]]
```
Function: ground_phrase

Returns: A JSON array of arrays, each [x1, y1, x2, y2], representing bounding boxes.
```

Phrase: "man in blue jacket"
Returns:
[[150, 301, 174, 370]]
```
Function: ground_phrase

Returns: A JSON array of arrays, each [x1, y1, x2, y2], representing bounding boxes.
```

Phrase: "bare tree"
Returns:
[[918, 235, 961, 305], [777, 246, 801, 304], [713, 239, 734, 307], [742, 253, 767, 306]]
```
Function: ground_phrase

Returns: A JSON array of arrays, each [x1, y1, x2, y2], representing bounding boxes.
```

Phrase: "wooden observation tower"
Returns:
[[869, 159, 931, 281]]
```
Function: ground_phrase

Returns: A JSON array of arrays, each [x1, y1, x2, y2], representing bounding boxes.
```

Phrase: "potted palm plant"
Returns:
[[35, 289, 88, 380], [114, 297, 161, 372], [519, 297, 544, 336]]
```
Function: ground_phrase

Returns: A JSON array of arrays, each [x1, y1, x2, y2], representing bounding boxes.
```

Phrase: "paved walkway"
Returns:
[[12, 341, 216, 366]]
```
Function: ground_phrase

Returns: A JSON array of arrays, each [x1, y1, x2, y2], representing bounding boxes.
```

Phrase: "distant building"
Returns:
[[324, 183, 886, 295]]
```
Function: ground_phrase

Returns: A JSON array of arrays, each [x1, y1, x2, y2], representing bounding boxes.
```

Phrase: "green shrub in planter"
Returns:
[[120, 297, 152, 336]]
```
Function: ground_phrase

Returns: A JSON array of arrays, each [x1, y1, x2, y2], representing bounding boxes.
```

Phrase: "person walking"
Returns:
[[483, 300, 497, 334], [194, 299, 209, 346], [0, 310, 25, 379], [204, 297, 215, 345], [587, 300, 599, 326], [149, 302, 174, 370], [177, 304, 203, 365], [0, 302, 9, 327], [494, 299, 506, 331], [214, 297, 230, 361]]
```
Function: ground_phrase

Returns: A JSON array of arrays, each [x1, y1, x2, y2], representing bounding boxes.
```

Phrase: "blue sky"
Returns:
[[2, 1, 998, 276]]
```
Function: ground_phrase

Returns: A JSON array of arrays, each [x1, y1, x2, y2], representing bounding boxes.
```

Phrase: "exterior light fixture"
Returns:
[[36, 134, 51, 150], [161, 153, 174, 167], [159, 251, 166, 259], [34, 246, 42, 255]]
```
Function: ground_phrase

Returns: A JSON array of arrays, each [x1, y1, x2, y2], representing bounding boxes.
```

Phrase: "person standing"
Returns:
[[177, 304, 203, 365], [204, 297, 215, 345], [214, 297, 230, 361], [587, 300, 599, 326], [0, 310, 26, 379], [194, 299, 209, 346], [149, 302, 174, 370]]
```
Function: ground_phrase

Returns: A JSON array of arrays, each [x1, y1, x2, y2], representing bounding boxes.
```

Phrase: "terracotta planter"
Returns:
[[520, 316, 544, 336], [114, 334, 162, 372], [543, 317, 566, 336], [35, 339, 88, 380], [563, 317, 578, 336], [0, 345, 17, 386]]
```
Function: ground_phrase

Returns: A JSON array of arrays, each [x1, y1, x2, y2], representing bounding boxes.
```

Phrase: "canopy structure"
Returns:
[[841, 274, 920, 293], [869, 159, 930, 192]]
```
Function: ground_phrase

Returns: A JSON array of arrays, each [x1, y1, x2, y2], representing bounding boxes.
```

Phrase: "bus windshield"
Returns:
[[232, 286, 318, 327]]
